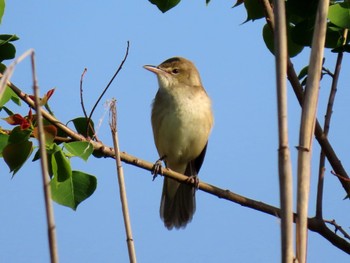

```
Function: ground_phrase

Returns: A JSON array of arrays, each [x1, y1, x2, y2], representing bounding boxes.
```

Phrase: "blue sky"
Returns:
[[1, 0, 350, 262]]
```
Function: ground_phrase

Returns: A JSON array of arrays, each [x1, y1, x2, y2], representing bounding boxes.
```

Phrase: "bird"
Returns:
[[143, 57, 213, 230]]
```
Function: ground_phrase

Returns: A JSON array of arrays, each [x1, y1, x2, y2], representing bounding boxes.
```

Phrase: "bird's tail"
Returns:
[[160, 176, 196, 230]]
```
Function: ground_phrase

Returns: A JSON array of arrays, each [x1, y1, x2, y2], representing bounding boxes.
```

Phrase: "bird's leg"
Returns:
[[152, 155, 166, 181]]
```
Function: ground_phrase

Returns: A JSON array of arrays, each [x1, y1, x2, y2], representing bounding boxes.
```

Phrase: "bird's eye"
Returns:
[[172, 68, 179, 74]]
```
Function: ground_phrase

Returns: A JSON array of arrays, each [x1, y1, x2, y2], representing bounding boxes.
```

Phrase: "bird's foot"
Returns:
[[151, 155, 166, 181], [186, 175, 199, 189]]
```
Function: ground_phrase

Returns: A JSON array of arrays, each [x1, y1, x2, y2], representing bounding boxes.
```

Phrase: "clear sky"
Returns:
[[1, 1, 350, 262]]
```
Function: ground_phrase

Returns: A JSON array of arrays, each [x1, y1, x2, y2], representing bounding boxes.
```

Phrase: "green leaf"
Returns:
[[0, 42, 15, 62], [0, 34, 19, 43], [298, 66, 309, 80], [0, 133, 9, 157], [291, 19, 348, 49], [71, 117, 95, 138], [51, 148, 72, 182], [0, 62, 6, 73], [148, 0, 180, 13], [243, 0, 265, 22], [50, 170, 97, 210], [328, 2, 350, 29], [262, 23, 304, 58], [3, 140, 33, 175], [33, 143, 60, 177], [8, 126, 32, 144], [0, 0, 5, 24], [0, 86, 20, 107], [0, 105, 14, 116], [64, 141, 93, 161], [285, 0, 318, 19]]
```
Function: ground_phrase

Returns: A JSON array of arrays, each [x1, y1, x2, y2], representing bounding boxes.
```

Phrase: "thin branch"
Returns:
[[79, 68, 97, 140], [109, 99, 137, 263], [273, 0, 294, 260], [31, 51, 59, 263], [3, 69, 350, 255], [331, 170, 350, 183], [80, 68, 88, 118], [86, 41, 130, 136], [316, 49, 344, 219], [324, 219, 350, 241]]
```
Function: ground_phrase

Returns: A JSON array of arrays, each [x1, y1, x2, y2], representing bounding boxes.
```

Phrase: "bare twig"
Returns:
[[273, 0, 294, 261], [80, 68, 88, 118], [79, 68, 97, 140], [331, 171, 350, 183], [324, 219, 350, 241], [316, 49, 344, 219], [86, 41, 130, 137], [109, 99, 137, 263]]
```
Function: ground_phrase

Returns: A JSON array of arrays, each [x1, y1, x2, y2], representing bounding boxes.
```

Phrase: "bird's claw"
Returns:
[[186, 175, 199, 189], [152, 159, 163, 181]]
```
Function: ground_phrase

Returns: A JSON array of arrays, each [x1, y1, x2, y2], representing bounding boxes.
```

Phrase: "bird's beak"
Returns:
[[143, 65, 165, 75]]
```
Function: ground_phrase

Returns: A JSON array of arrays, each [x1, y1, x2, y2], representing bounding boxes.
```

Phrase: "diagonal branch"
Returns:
[[3, 77, 350, 255]]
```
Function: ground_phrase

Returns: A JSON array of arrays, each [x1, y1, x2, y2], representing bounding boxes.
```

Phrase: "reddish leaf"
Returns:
[[33, 125, 57, 145], [3, 114, 30, 129], [28, 88, 55, 106], [46, 88, 55, 100]]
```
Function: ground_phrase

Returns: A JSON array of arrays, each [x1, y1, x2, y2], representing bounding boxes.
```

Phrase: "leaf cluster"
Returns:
[[0, 89, 97, 210], [240, 0, 350, 57], [148, 0, 350, 57]]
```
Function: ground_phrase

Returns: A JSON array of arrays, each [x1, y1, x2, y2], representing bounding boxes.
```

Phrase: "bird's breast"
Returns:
[[151, 87, 213, 167]]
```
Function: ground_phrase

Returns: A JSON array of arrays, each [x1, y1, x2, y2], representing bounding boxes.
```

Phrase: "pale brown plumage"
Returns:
[[144, 57, 213, 229]]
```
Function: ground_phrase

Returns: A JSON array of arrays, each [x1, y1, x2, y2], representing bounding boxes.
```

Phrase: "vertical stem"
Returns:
[[109, 100, 137, 263], [31, 51, 59, 263], [316, 50, 343, 219], [274, 0, 294, 262], [296, 1, 329, 262]]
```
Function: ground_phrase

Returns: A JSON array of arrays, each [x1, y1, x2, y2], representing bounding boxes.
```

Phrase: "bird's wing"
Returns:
[[184, 142, 208, 177]]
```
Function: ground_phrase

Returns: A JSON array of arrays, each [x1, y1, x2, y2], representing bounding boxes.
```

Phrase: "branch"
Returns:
[[3, 77, 350, 254], [31, 51, 60, 263], [80, 68, 88, 119], [316, 49, 344, 219], [295, 1, 329, 262], [86, 41, 130, 135], [273, 0, 294, 260], [109, 99, 137, 263], [324, 219, 350, 241]]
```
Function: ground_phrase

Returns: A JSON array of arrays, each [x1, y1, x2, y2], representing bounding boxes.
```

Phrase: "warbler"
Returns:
[[144, 57, 213, 229]]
